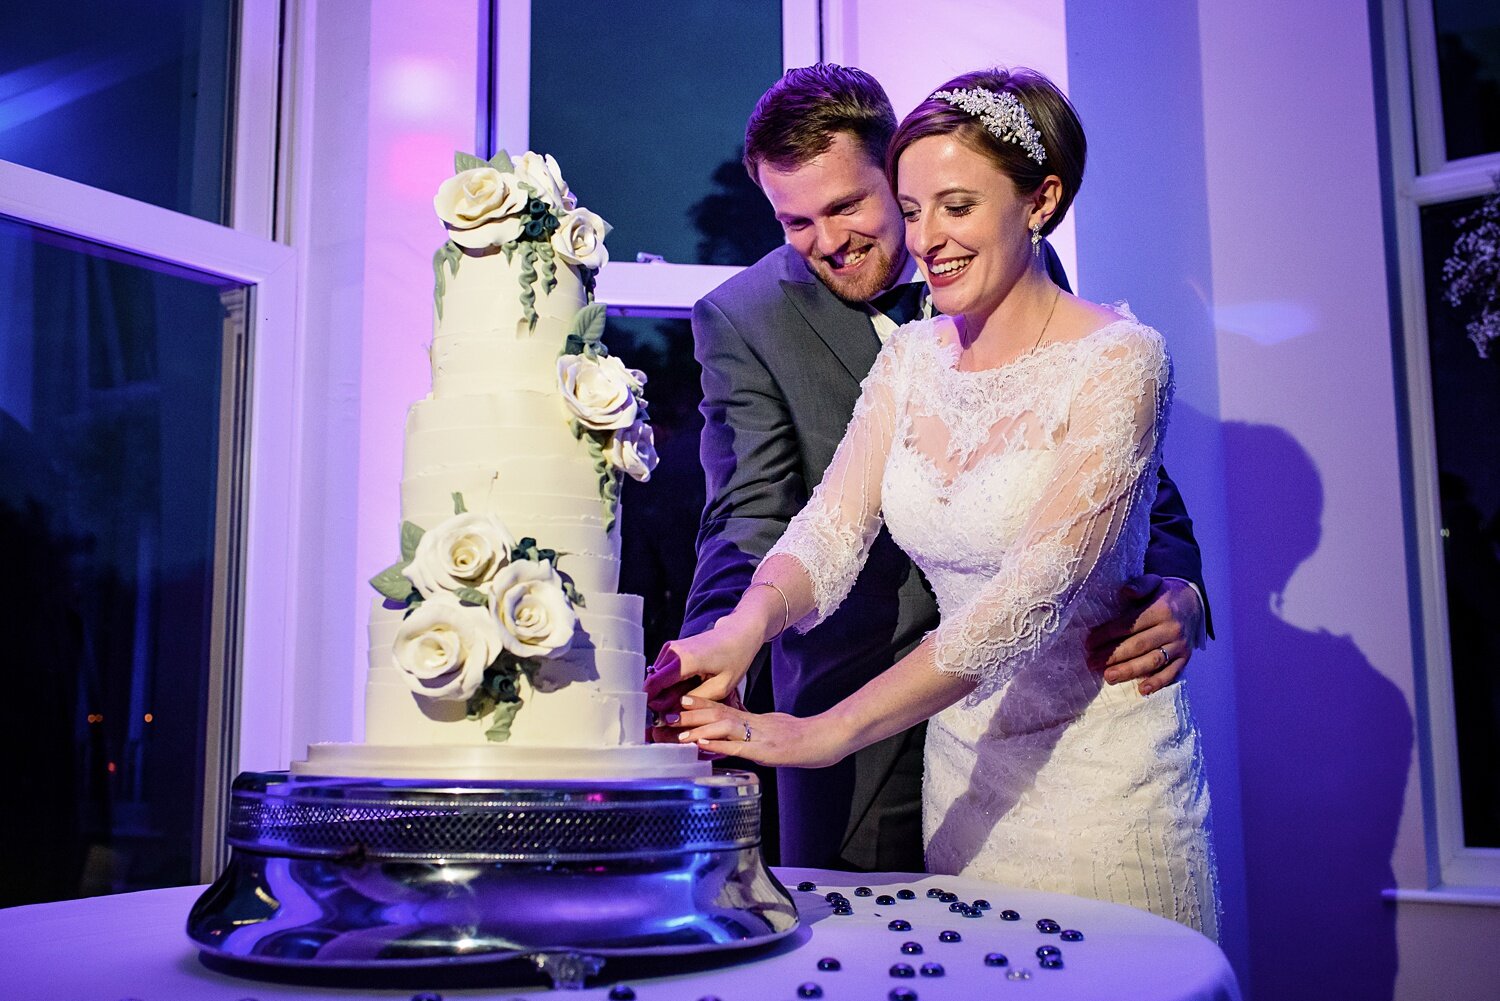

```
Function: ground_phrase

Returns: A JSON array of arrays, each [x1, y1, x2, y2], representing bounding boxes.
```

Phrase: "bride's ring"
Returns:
[[1157, 645, 1171, 668], [742, 722, 753, 742]]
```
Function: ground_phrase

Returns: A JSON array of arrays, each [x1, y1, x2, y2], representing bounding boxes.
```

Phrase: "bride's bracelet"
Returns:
[[748, 580, 791, 640]]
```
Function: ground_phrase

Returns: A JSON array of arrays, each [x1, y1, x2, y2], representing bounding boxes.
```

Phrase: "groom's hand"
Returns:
[[1085, 574, 1202, 695]]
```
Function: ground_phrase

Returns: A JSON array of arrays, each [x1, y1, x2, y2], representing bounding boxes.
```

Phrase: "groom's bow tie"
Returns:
[[871, 281, 926, 327]]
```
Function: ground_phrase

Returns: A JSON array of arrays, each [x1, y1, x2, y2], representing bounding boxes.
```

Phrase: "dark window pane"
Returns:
[[1421, 194, 1500, 848], [528, 1, 785, 266], [1434, 0, 1500, 161], [0, 217, 241, 903], [0, 1, 236, 223]]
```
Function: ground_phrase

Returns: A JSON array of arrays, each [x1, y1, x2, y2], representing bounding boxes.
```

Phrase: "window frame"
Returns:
[[485, 0, 817, 316], [1384, 0, 1500, 889]]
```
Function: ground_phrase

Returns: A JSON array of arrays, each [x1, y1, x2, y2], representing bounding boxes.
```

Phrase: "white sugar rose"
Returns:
[[489, 560, 577, 659], [606, 420, 658, 482], [403, 511, 517, 598], [433, 167, 529, 249], [514, 151, 577, 212], [557, 353, 645, 430], [391, 592, 502, 701], [550, 208, 611, 271]]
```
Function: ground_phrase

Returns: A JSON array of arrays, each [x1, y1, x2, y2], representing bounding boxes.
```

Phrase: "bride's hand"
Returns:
[[667, 695, 847, 768], [645, 612, 763, 711]]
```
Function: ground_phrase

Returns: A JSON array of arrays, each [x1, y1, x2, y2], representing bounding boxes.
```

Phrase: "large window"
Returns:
[[1390, 0, 1500, 886]]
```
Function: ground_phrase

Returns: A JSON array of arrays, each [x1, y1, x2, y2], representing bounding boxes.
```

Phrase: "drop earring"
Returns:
[[1030, 222, 1042, 258]]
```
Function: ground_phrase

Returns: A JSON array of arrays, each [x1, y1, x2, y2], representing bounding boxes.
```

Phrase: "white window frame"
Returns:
[[1384, 0, 1500, 889], [487, 0, 817, 315]]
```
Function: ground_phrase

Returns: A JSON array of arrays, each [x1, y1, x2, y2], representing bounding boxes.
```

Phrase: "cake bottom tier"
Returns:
[[293, 742, 711, 780]]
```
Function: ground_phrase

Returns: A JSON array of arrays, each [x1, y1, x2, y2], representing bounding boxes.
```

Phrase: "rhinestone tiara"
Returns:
[[930, 87, 1047, 165]]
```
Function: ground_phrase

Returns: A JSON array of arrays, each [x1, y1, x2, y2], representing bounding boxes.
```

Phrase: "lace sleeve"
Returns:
[[932, 327, 1171, 696], [764, 330, 908, 631]]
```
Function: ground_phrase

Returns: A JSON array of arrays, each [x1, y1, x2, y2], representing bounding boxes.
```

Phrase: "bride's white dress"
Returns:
[[767, 308, 1219, 938]]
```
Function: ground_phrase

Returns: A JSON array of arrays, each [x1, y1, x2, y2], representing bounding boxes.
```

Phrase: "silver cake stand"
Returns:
[[187, 769, 799, 988]]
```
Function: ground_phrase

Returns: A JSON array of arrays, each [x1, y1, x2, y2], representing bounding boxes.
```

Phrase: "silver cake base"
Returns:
[[187, 769, 798, 986]]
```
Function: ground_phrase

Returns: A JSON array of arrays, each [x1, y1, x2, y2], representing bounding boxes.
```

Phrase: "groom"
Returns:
[[664, 64, 1210, 872]]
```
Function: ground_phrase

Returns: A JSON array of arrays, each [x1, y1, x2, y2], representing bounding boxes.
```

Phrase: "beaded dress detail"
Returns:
[[766, 308, 1219, 938]]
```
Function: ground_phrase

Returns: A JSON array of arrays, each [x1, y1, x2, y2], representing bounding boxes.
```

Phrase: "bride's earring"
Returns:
[[1030, 221, 1042, 259]]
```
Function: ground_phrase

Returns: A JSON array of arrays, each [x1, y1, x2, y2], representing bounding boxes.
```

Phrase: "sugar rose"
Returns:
[[607, 419, 658, 482], [489, 560, 577, 659], [403, 511, 516, 598], [550, 208, 611, 271], [433, 167, 529, 249], [557, 353, 644, 431], [391, 592, 503, 701], [514, 151, 577, 212]]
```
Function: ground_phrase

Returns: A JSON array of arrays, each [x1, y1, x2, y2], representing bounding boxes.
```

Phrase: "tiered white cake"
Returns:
[[297, 151, 705, 780]]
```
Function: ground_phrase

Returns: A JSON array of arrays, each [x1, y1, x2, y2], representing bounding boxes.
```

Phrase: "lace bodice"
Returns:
[[768, 308, 1170, 702]]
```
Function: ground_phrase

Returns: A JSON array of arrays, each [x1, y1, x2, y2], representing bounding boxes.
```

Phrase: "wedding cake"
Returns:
[[296, 150, 706, 780]]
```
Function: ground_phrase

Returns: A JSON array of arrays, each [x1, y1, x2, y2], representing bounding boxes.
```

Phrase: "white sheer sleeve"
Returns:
[[932, 327, 1171, 696], [763, 331, 908, 631]]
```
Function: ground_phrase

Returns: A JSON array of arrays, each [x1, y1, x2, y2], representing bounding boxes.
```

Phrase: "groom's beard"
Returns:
[[811, 242, 905, 306]]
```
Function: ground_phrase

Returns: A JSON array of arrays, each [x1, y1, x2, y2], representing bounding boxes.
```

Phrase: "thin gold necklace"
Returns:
[[959, 284, 1062, 371]]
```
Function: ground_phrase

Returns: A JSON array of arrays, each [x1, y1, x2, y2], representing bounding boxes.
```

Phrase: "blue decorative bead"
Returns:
[[876, 894, 896, 905], [948, 901, 965, 912], [919, 962, 945, 977], [938, 929, 962, 943], [984, 951, 1010, 967], [607, 988, 636, 1001], [1060, 929, 1084, 942], [697, 997, 724, 1001], [817, 957, 842, 972], [901, 941, 924, 955], [973, 899, 992, 910], [938, 891, 958, 903], [1036, 918, 1061, 934], [888, 919, 912, 932], [889, 988, 918, 1001], [1041, 955, 1064, 969], [1036, 945, 1061, 959], [890, 963, 916, 978], [962, 905, 983, 918], [855, 886, 873, 896], [797, 983, 824, 999], [412, 994, 443, 1001], [825, 891, 846, 903], [897, 889, 917, 900], [797, 881, 818, 892], [832, 906, 853, 916], [1000, 909, 1021, 921], [926, 887, 944, 898]]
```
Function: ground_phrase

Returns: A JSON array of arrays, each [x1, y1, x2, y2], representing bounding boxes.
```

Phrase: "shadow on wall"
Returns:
[[1222, 421, 1412, 1001]]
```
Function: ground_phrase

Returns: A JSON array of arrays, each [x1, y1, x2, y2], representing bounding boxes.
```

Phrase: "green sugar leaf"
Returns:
[[451, 491, 467, 515], [400, 520, 426, 562], [484, 698, 523, 742], [455, 150, 488, 172], [487, 149, 515, 172], [566, 302, 607, 346], [370, 562, 415, 603], [455, 586, 488, 606]]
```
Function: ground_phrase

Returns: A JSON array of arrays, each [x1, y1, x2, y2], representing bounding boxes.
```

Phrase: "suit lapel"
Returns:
[[778, 253, 881, 387]]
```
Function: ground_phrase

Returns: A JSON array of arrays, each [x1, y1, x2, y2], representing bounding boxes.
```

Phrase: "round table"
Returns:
[[0, 868, 1239, 1000]]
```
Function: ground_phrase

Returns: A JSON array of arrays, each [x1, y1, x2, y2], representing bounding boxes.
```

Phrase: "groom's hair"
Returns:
[[743, 64, 897, 185]]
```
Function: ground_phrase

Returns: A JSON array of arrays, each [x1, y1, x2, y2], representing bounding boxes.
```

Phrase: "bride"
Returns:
[[648, 67, 1219, 938]]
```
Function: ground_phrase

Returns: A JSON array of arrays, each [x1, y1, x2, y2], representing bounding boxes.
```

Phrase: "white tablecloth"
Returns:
[[0, 868, 1240, 1000]]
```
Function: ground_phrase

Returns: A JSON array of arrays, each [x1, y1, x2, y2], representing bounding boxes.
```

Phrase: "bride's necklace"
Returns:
[[958, 284, 1062, 372]]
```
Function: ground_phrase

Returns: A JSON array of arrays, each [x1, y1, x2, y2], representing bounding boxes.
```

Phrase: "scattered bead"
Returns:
[[876, 894, 896, 905], [797, 881, 818, 892], [890, 963, 916, 978], [897, 889, 917, 900], [817, 957, 842, 972], [607, 988, 636, 1001], [1036, 918, 1061, 934], [962, 906, 983, 918], [938, 930, 962, 943], [888, 919, 912, 932], [973, 899, 992, 910], [797, 984, 824, 999], [697, 997, 724, 1001], [889, 989, 918, 1001], [901, 941, 924, 955], [1036, 945, 1061, 959], [984, 951, 1010, 967], [1007, 967, 1034, 981], [412, 994, 443, 1001], [1000, 909, 1021, 921], [926, 887, 944, 898], [938, 891, 959, 903], [825, 891, 847, 903], [919, 962, 945, 977], [1060, 929, 1084, 942], [948, 901, 966, 913], [855, 886, 873, 896], [1041, 956, 1064, 970]]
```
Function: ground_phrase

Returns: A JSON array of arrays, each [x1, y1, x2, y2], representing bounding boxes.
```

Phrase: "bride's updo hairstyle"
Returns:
[[886, 67, 1086, 238]]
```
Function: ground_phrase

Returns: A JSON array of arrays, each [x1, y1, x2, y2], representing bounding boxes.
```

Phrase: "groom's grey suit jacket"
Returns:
[[684, 244, 1207, 871]]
